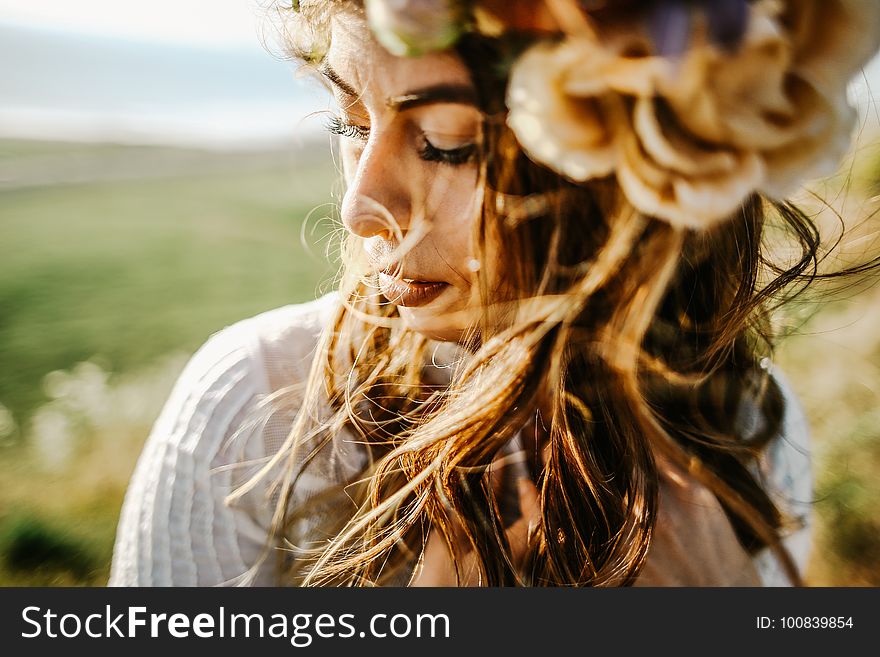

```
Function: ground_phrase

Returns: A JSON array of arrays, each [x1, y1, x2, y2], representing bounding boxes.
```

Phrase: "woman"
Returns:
[[108, 0, 880, 587]]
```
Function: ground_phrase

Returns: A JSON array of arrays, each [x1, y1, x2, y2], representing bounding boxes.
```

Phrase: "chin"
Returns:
[[400, 311, 459, 342], [398, 306, 474, 344]]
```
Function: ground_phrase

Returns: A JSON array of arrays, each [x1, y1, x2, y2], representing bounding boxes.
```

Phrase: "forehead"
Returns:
[[326, 9, 473, 101]]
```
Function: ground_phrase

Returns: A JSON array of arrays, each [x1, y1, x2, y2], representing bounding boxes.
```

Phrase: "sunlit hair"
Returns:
[[232, 0, 879, 586]]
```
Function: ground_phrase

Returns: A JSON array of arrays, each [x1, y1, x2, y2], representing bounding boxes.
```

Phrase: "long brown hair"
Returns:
[[234, 0, 879, 586]]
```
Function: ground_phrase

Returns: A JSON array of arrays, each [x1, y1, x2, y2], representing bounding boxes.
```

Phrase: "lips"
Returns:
[[378, 271, 450, 307]]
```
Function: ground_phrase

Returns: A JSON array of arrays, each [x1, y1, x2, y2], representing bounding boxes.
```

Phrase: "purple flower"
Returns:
[[648, 0, 692, 57], [647, 0, 750, 56], [703, 0, 749, 52]]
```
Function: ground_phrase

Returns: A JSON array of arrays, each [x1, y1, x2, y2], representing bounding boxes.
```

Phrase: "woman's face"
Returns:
[[325, 11, 484, 343]]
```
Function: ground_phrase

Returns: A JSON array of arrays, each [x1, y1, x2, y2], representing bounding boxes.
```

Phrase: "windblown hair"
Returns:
[[235, 0, 879, 586]]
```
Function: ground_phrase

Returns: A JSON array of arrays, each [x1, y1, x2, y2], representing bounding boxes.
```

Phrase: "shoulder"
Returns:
[[241, 290, 341, 392], [765, 368, 811, 487], [188, 289, 340, 385], [161, 290, 342, 418], [140, 289, 342, 463], [757, 367, 812, 519], [109, 291, 341, 586], [746, 366, 814, 586], [153, 289, 340, 413]]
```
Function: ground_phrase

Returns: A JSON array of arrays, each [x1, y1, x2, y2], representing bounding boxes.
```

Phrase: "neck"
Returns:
[[424, 335, 556, 472]]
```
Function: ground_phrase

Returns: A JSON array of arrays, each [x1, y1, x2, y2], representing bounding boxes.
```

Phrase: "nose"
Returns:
[[340, 129, 412, 240]]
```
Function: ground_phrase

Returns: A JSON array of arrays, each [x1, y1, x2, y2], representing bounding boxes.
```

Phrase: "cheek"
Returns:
[[429, 168, 479, 227], [438, 172, 480, 257], [340, 142, 362, 186]]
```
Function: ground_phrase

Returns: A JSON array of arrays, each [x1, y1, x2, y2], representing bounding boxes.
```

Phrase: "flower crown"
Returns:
[[362, 0, 880, 229]]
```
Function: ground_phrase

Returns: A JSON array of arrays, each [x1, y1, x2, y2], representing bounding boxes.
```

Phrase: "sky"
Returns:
[[0, 1, 332, 149], [1, 1, 879, 148], [0, 0, 267, 47]]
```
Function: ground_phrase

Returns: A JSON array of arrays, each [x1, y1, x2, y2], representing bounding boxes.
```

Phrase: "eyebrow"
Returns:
[[319, 62, 358, 98], [319, 62, 479, 111], [386, 85, 479, 111]]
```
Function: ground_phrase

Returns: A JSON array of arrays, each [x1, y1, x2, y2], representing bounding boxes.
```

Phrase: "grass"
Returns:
[[776, 283, 880, 586], [0, 138, 339, 423], [0, 137, 340, 586]]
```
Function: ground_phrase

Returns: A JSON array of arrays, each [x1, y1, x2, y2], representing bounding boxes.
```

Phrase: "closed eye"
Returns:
[[325, 116, 369, 141], [326, 116, 477, 166], [418, 139, 477, 166]]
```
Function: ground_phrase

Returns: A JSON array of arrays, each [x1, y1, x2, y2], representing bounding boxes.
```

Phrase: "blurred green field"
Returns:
[[0, 137, 878, 586], [0, 137, 339, 585]]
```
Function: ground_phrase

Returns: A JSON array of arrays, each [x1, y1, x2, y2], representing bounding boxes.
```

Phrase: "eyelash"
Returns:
[[324, 116, 369, 141], [324, 116, 477, 167], [418, 140, 477, 166]]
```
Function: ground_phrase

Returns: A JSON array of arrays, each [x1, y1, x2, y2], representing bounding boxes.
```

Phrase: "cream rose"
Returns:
[[505, 0, 880, 229]]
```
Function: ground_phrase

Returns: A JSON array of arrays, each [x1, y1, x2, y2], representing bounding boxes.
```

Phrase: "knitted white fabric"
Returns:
[[108, 290, 813, 587]]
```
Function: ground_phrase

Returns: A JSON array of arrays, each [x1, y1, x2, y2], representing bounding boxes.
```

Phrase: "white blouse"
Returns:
[[108, 290, 814, 587]]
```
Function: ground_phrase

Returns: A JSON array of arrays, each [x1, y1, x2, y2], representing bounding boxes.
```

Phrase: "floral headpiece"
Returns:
[[363, 0, 880, 229]]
